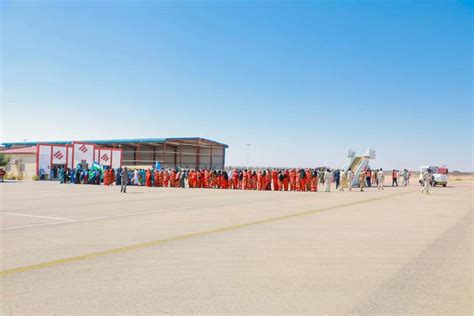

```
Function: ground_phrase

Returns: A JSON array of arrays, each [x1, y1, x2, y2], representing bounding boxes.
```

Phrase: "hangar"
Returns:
[[1, 137, 228, 180]]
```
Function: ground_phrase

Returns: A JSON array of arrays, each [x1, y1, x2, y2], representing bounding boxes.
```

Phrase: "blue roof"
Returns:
[[1, 137, 228, 148]]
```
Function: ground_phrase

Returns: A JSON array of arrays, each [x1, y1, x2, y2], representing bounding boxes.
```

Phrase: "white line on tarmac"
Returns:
[[0, 212, 76, 222], [0, 196, 299, 231]]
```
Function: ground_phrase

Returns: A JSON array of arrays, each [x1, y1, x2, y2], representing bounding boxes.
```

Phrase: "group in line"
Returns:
[[58, 166, 411, 193], [108, 167, 408, 193]]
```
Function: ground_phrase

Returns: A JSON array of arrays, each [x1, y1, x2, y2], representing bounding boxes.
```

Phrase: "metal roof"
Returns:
[[2, 146, 37, 154], [1, 137, 228, 148]]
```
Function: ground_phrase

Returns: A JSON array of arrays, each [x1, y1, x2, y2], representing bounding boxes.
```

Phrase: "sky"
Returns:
[[1, 1, 472, 171]]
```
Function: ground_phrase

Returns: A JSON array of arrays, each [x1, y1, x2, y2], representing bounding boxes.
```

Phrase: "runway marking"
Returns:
[[0, 190, 414, 277], [0, 196, 304, 231], [0, 212, 75, 222]]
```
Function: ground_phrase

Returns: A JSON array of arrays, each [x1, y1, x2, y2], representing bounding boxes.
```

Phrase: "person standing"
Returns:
[[339, 170, 346, 191], [392, 169, 398, 187], [377, 168, 385, 190], [421, 168, 432, 194], [272, 169, 279, 191], [120, 167, 128, 193], [334, 169, 340, 190], [145, 169, 152, 187], [324, 169, 332, 192], [347, 169, 354, 191], [365, 169, 371, 187], [133, 169, 139, 186], [180, 169, 187, 188], [310, 169, 318, 192], [289, 169, 297, 191]]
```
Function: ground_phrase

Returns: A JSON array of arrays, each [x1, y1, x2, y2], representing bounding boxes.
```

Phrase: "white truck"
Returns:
[[419, 166, 448, 187]]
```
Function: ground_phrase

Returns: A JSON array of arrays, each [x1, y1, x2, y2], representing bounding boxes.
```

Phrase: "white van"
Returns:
[[419, 166, 448, 187]]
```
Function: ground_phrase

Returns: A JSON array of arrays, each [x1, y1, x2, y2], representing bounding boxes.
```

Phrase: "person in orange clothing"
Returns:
[[170, 169, 176, 187], [299, 169, 306, 192], [310, 169, 318, 192], [232, 169, 239, 189], [272, 169, 279, 191], [305, 169, 312, 191], [289, 169, 297, 191], [107, 169, 113, 185], [103, 169, 109, 185], [250, 171, 256, 190], [216, 171, 222, 189], [283, 169, 289, 191], [221, 171, 228, 189], [193, 169, 199, 188], [257, 170, 263, 190], [196, 170, 202, 188], [248, 170, 254, 190], [261, 170, 267, 190], [174, 170, 181, 188], [110, 169, 116, 185], [265, 169, 272, 190], [203, 169, 210, 188], [295, 170, 301, 191], [145, 169, 152, 187], [187, 170, 194, 188], [277, 171, 284, 191], [154, 169, 159, 187], [242, 169, 249, 190], [163, 169, 170, 187], [157, 170, 164, 187]]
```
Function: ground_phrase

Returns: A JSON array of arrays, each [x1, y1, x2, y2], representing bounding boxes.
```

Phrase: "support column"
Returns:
[[174, 146, 177, 167], [195, 140, 200, 169], [210, 144, 213, 169], [163, 142, 167, 168], [136, 144, 141, 166], [179, 142, 182, 168], [222, 147, 226, 170]]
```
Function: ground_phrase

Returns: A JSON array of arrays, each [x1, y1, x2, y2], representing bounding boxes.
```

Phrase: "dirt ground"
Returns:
[[0, 180, 472, 314]]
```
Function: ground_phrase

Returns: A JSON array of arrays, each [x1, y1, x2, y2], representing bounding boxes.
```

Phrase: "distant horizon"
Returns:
[[2, 1, 472, 171]]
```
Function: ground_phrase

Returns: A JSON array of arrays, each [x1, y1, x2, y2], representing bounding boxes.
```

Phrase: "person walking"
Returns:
[[358, 171, 366, 192], [377, 168, 384, 190], [421, 168, 432, 194], [120, 167, 128, 193]]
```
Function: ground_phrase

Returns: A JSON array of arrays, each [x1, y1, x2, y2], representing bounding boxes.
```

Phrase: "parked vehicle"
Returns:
[[419, 166, 448, 187]]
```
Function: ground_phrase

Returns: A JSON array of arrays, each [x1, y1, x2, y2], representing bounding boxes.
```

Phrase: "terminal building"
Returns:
[[1, 137, 228, 180]]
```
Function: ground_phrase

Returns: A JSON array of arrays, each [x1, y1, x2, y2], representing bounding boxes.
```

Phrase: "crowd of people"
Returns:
[[56, 165, 412, 194]]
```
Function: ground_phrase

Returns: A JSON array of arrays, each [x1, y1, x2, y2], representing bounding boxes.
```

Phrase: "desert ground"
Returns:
[[0, 180, 472, 314]]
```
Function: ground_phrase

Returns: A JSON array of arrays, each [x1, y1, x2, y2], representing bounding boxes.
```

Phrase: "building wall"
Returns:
[[120, 143, 226, 169], [5, 154, 36, 180]]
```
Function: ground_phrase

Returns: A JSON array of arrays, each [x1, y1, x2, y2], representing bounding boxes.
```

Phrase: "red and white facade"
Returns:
[[36, 142, 122, 175]]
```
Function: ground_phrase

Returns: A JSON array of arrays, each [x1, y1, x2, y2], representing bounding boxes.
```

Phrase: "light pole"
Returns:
[[246, 144, 251, 167]]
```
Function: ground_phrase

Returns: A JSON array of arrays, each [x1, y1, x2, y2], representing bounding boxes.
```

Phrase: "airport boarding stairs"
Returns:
[[341, 148, 375, 188]]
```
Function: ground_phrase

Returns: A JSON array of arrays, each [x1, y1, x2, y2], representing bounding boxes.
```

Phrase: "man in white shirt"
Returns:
[[324, 169, 333, 192], [377, 169, 385, 190]]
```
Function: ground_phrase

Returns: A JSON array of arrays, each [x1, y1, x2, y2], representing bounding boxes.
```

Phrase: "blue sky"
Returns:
[[1, 1, 472, 170]]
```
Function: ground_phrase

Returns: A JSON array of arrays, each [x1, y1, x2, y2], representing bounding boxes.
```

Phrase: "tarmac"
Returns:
[[0, 180, 472, 314]]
